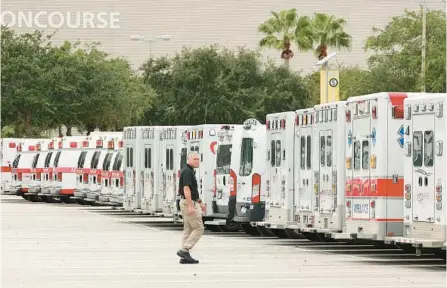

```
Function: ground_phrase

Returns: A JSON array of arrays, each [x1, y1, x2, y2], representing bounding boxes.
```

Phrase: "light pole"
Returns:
[[315, 52, 338, 104], [130, 34, 172, 58]]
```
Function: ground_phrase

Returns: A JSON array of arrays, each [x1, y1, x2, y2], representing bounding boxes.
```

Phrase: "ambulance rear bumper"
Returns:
[[385, 236, 446, 248], [252, 221, 287, 230]]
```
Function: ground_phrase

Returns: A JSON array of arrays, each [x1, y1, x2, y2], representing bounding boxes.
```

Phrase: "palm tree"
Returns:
[[258, 9, 313, 66], [303, 13, 352, 61]]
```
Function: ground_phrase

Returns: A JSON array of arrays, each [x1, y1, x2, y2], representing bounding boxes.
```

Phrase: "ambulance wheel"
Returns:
[[301, 232, 321, 241], [205, 225, 223, 232], [256, 226, 275, 237], [270, 228, 289, 239], [240, 223, 261, 236], [40, 196, 49, 202], [285, 229, 304, 239], [21, 195, 32, 201], [434, 250, 446, 260], [29, 195, 42, 202], [47, 196, 63, 203], [221, 223, 240, 233], [75, 199, 85, 205]]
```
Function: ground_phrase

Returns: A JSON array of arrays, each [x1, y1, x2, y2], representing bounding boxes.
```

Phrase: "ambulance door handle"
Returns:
[[418, 177, 422, 186], [223, 176, 226, 186], [424, 177, 428, 186]]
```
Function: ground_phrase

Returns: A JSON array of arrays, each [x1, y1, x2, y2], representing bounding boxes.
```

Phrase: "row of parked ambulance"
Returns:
[[1, 91, 446, 259], [1, 132, 124, 205]]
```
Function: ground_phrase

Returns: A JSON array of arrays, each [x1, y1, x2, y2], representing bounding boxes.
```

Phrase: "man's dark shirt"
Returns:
[[178, 164, 199, 201]]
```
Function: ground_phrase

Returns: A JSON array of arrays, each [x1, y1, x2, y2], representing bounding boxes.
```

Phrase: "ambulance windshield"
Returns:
[[239, 138, 253, 176], [216, 144, 231, 175]]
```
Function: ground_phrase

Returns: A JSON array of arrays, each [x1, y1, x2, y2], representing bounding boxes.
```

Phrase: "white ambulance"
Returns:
[[72, 139, 98, 205], [173, 124, 222, 223], [159, 126, 191, 217], [98, 139, 124, 205], [204, 124, 243, 231], [137, 126, 163, 214], [234, 119, 269, 236], [123, 126, 142, 211], [1, 138, 33, 194], [38, 138, 63, 203], [299, 102, 347, 239], [254, 111, 297, 238], [11, 142, 39, 197], [105, 148, 125, 206], [85, 136, 121, 204], [24, 139, 52, 201], [47, 136, 88, 202], [385, 93, 446, 258], [331, 92, 428, 242]]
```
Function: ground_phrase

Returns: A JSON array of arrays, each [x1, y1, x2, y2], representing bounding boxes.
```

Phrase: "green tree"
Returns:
[[305, 13, 352, 60], [258, 8, 312, 66], [365, 9, 446, 93]]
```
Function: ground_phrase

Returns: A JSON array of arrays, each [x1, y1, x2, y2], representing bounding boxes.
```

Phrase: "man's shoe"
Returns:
[[180, 258, 199, 264], [177, 249, 190, 258]]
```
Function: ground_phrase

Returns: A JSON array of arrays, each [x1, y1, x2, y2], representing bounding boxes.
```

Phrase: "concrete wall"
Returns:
[[2, 0, 444, 74]]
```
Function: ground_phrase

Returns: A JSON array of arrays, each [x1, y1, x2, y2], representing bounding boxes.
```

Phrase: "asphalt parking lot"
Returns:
[[1, 195, 446, 288]]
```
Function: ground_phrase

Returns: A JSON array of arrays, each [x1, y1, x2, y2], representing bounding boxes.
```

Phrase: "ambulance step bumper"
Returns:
[[204, 219, 227, 226], [300, 227, 318, 233], [254, 222, 286, 229], [330, 232, 354, 240], [385, 236, 446, 248]]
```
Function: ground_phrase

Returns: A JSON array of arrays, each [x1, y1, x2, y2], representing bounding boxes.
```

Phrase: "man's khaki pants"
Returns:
[[180, 199, 204, 251]]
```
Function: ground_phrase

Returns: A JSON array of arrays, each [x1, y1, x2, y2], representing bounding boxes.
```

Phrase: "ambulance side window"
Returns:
[[353, 141, 360, 170], [44, 152, 52, 168], [275, 140, 281, 167], [166, 149, 169, 170], [32, 154, 39, 168], [306, 136, 311, 170], [126, 147, 133, 168], [144, 148, 151, 169], [91, 151, 101, 169], [169, 149, 174, 170], [362, 140, 369, 169], [424, 130, 434, 167], [271, 140, 275, 166], [300, 136, 305, 170], [78, 151, 87, 168], [180, 148, 187, 168], [327, 136, 332, 167], [239, 138, 253, 176], [12, 154, 21, 168], [320, 136, 325, 166], [112, 152, 122, 170], [54, 151, 61, 167], [103, 153, 113, 170], [413, 131, 423, 167]]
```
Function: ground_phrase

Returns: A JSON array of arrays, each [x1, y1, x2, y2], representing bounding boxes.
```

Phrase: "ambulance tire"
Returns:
[[47, 196, 63, 203], [29, 195, 42, 202], [256, 226, 275, 237], [75, 199, 88, 205], [21, 195, 32, 201], [205, 224, 223, 232], [61, 197, 75, 204], [270, 228, 289, 239], [434, 250, 446, 260], [285, 229, 304, 239], [240, 223, 261, 236], [301, 232, 321, 241], [221, 224, 240, 233]]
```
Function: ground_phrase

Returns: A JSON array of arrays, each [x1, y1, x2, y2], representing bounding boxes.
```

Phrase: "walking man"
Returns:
[[176, 151, 205, 264]]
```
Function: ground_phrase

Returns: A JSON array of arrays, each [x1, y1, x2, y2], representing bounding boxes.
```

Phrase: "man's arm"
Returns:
[[183, 185, 193, 207]]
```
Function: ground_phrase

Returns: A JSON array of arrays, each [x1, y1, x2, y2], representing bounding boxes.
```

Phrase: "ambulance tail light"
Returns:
[[295, 115, 299, 126], [346, 157, 352, 170], [28, 145, 35, 151], [372, 106, 377, 119], [229, 169, 237, 196], [436, 185, 442, 193], [370, 200, 376, 218], [9, 142, 16, 148], [266, 120, 270, 130], [187, 132, 190, 140], [252, 173, 261, 203], [213, 169, 216, 196], [58, 141, 63, 149], [108, 141, 114, 149], [120, 176, 124, 188], [370, 155, 377, 169], [70, 142, 77, 148], [18, 173, 23, 181], [96, 140, 103, 148], [82, 141, 89, 148], [57, 172, 62, 182], [36, 144, 41, 151], [345, 110, 351, 122]]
